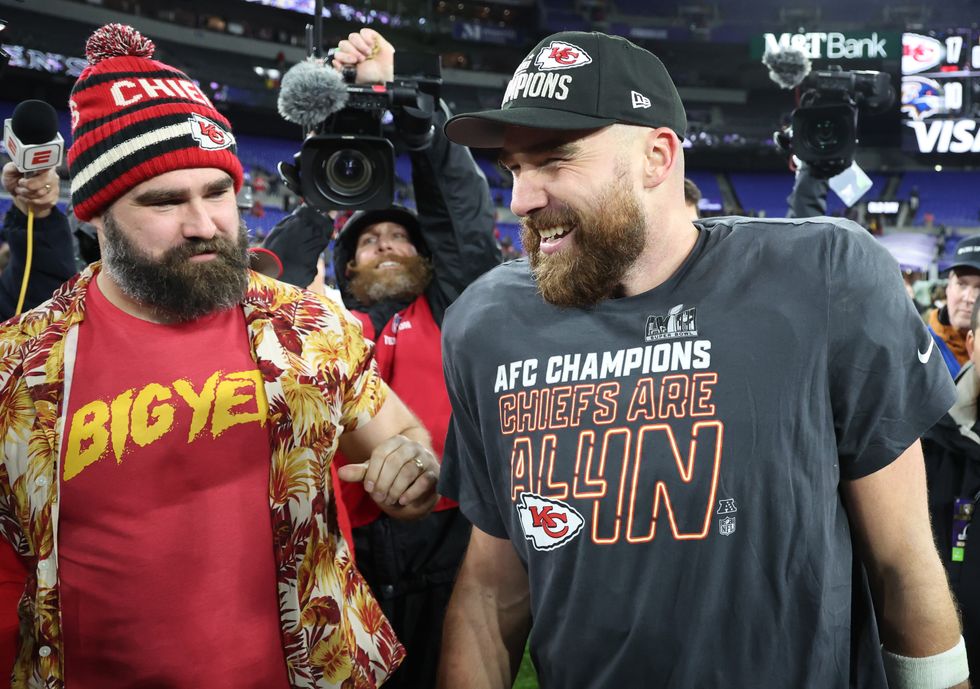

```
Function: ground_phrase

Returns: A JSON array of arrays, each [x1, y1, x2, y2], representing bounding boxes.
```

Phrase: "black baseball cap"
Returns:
[[336, 206, 429, 261], [949, 235, 980, 273], [445, 31, 687, 149]]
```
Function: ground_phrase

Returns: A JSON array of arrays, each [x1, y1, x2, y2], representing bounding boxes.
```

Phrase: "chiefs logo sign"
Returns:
[[534, 41, 592, 71], [517, 493, 584, 551], [902, 33, 943, 74], [188, 113, 235, 151]]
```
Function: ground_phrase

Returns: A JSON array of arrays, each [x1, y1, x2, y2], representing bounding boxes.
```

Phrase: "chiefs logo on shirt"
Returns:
[[534, 41, 593, 71], [517, 493, 585, 551]]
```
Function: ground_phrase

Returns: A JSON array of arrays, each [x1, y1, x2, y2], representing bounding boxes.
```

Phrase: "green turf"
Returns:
[[513, 645, 539, 689]]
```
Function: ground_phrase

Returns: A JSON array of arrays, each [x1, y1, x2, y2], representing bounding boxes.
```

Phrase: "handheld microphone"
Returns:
[[277, 59, 349, 131], [3, 99, 64, 173]]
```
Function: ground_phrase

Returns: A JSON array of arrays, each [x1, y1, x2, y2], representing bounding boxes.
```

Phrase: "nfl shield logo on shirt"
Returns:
[[719, 516, 736, 536]]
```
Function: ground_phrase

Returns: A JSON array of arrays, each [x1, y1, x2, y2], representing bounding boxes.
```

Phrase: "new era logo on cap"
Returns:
[[535, 41, 593, 70], [631, 91, 652, 109]]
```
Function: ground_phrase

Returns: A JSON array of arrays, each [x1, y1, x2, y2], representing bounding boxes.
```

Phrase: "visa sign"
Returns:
[[762, 32, 891, 59], [907, 120, 980, 154]]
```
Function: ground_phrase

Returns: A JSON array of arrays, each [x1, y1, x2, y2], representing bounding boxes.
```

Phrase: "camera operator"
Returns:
[[263, 28, 500, 689], [0, 164, 76, 320]]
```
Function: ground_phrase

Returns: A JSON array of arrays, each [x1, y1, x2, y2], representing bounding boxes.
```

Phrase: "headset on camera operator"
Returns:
[[263, 28, 500, 689]]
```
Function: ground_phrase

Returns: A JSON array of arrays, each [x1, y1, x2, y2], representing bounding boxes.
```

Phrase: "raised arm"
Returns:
[[0, 164, 77, 319], [842, 440, 969, 689], [336, 28, 500, 315], [437, 526, 531, 689], [409, 99, 500, 311]]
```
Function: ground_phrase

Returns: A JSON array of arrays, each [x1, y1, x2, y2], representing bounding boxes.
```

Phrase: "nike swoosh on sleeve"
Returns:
[[917, 338, 935, 364]]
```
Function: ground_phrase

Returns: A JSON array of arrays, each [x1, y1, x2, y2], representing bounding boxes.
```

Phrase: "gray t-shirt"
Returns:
[[439, 216, 956, 689]]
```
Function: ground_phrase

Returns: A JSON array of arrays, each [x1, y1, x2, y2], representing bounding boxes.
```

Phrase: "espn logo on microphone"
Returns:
[[3, 118, 65, 173]]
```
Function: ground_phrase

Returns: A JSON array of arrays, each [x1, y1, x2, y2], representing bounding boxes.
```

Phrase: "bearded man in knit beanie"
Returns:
[[0, 23, 441, 689]]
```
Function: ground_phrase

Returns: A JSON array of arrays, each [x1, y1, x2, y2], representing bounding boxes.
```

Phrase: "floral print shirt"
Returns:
[[0, 265, 405, 688]]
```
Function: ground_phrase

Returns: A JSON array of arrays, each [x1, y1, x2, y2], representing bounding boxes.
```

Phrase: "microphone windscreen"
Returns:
[[762, 46, 812, 90], [278, 60, 349, 130], [11, 100, 59, 144]]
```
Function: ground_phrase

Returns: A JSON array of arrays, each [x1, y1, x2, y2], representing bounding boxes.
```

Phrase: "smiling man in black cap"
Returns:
[[436, 31, 967, 689]]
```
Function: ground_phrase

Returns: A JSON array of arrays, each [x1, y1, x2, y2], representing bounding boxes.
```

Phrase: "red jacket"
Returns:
[[338, 297, 458, 528]]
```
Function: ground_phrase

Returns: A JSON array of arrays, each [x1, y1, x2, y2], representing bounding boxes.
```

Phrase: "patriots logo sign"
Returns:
[[517, 492, 585, 551], [535, 41, 592, 71]]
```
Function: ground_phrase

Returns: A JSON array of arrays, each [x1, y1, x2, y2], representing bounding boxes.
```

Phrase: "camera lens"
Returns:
[[804, 117, 847, 152], [323, 148, 373, 197]]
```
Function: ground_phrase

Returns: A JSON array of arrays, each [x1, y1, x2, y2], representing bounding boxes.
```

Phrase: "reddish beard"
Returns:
[[519, 176, 646, 308], [346, 254, 433, 305]]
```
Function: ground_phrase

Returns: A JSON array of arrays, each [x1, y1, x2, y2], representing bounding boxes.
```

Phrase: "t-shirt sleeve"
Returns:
[[439, 312, 509, 538], [329, 299, 389, 432], [827, 222, 956, 479]]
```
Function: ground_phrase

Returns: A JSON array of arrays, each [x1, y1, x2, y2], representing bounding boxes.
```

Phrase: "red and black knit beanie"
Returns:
[[68, 23, 243, 221]]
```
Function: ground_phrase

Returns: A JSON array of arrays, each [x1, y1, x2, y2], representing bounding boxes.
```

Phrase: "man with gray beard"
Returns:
[[0, 24, 441, 689], [437, 31, 967, 689]]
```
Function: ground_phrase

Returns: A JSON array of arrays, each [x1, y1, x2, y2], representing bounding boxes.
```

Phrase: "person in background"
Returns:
[[436, 30, 965, 689], [683, 177, 701, 220], [499, 236, 521, 261], [0, 23, 440, 688], [0, 164, 76, 320], [923, 295, 980, 676], [263, 28, 499, 689], [927, 235, 980, 377]]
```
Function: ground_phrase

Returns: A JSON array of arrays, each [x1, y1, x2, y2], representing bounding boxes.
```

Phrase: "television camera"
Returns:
[[278, 52, 442, 212], [776, 66, 894, 178]]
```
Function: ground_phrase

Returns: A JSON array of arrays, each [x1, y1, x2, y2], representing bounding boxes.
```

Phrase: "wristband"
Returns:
[[882, 636, 969, 689]]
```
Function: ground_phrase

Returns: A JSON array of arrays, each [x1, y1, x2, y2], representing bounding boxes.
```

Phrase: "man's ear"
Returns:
[[967, 328, 975, 360], [345, 259, 356, 278], [88, 214, 106, 247], [641, 127, 681, 189]]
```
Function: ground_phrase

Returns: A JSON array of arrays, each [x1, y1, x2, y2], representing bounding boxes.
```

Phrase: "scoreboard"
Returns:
[[902, 30, 980, 154]]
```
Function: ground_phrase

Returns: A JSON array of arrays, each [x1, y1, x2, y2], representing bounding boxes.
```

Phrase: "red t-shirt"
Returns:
[[57, 279, 290, 689], [0, 539, 26, 676]]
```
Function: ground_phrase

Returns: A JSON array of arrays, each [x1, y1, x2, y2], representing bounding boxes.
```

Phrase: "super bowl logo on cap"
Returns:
[[534, 41, 593, 71], [188, 112, 235, 151]]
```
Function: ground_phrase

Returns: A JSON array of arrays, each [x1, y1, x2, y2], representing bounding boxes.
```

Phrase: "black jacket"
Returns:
[[0, 206, 77, 321], [264, 100, 500, 336], [923, 362, 980, 671]]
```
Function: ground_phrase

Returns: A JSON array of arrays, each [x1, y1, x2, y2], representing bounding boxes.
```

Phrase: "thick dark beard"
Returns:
[[347, 254, 433, 306], [100, 210, 250, 322], [519, 170, 646, 308]]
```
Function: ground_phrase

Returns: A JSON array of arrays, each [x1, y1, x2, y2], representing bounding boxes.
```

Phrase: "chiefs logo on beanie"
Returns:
[[68, 23, 243, 221]]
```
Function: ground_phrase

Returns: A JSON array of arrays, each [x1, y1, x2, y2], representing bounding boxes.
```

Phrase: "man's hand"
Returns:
[[331, 28, 394, 85], [337, 434, 438, 514], [2, 163, 60, 219]]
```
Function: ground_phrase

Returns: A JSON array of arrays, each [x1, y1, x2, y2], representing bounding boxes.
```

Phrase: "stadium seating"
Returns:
[[896, 171, 980, 228]]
